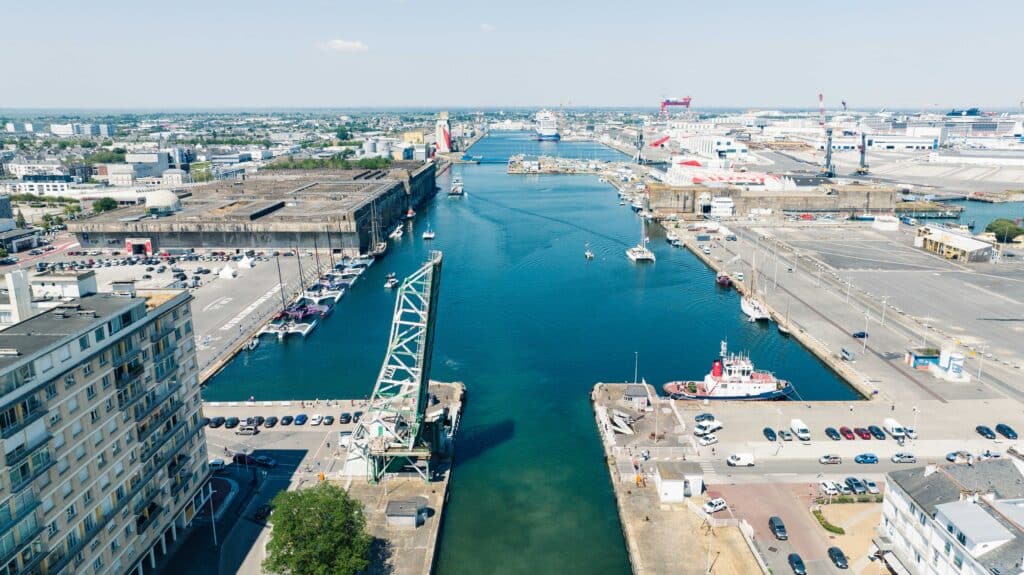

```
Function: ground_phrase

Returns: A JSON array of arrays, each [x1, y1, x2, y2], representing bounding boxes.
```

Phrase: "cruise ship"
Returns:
[[535, 110, 560, 141]]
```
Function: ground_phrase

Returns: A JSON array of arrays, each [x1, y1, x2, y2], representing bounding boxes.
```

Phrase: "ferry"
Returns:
[[449, 175, 465, 196], [534, 109, 561, 141], [663, 340, 794, 401]]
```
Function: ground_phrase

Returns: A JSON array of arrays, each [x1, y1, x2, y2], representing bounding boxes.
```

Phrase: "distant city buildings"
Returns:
[[48, 123, 113, 138], [4, 122, 34, 133]]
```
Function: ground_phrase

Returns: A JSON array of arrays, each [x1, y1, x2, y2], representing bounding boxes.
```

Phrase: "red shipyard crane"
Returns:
[[659, 97, 692, 120]]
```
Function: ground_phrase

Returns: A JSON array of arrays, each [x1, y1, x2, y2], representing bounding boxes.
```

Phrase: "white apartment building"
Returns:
[[878, 459, 1024, 575], [0, 288, 211, 575]]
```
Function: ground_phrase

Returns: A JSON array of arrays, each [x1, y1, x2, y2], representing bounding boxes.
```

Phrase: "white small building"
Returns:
[[654, 462, 704, 502], [385, 497, 428, 528], [709, 197, 735, 219]]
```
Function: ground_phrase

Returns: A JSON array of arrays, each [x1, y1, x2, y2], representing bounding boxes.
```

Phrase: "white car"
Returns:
[[694, 420, 723, 437], [905, 427, 918, 440], [310, 414, 324, 426], [819, 480, 838, 496], [698, 434, 719, 446], [863, 479, 880, 494], [338, 430, 352, 447], [703, 498, 727, 514], [208, 459, 226, 473], [891, 452, 917, 464]]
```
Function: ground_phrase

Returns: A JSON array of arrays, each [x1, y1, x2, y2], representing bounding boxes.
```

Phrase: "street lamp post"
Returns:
[[208, 488, 219, 547], [862, 312, 870, 354], [977, 345, 987, 383], [881, 296, 888, 326], [912, 406, 919, 442]]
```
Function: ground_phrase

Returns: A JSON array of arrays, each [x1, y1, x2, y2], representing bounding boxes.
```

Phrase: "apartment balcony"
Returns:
[[136, 503, 164, 534], [0, 494, 40, 537], [139, 417, 188, 462], [112, 347, 141, 369], [151, 343, 177, 365], [9, 454, 54, 493], [0, 523, 43, 569], [133, 380, 182, 423], [154, 359, 179, 383], [149, 323, 175, 343], [4, 434, 50, 467], [116, 363, 145, 388], [117, 384, 147, 412], [0, 402, 47, 440], [137, 401, 184, 444]]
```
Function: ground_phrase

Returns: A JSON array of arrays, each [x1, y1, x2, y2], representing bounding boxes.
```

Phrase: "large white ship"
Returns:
[[534, 110, 560, 141], [663, 340, 794, 400]]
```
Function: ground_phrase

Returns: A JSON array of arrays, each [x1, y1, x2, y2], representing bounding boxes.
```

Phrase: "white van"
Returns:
[[884, 418, 906, 440], [235, 424, 259, 436], [790, 419, 811, 442], [726, 453, 755, 467], [694, 420, 723, 437]]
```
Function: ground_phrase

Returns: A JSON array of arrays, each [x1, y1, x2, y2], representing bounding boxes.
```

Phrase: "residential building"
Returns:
[[4, 123, 33, 134], [0, 288, 210, 575], [878, 459, 1024, 575]]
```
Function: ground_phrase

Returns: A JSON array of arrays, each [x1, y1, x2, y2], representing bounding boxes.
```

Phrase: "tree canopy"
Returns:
[[985, 218, 1024, 243], [92, 197, 119, 213], [263, 483, 372, 575]]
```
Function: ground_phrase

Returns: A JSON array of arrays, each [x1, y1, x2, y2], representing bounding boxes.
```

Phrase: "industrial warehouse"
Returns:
[[67, 162, 437, 254]]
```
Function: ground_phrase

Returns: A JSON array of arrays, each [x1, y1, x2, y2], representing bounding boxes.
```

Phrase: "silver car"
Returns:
[[891, 452, 917, 464]]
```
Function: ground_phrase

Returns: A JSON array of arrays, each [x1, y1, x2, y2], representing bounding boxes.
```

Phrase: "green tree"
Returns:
[[14, 210, 26, 228], [41, 214, 53, 227], [63, 204, 82, 218], [985, 218, 1024, 243], [92, 197, 119, 213], [0, 247, 7, 258], [336, 127, 350, 141], [263, 483, 372, 575]]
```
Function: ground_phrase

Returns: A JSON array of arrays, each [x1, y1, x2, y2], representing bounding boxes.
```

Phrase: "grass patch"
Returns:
[[813, 509, 846, 535]]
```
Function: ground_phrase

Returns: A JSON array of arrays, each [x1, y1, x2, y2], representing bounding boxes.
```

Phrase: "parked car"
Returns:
[[905, 427, 918, 440], [845, 477, 867, 494], [852, 331, 869, 339], [854, 427, 872, 440], [264, 416, 278, 428], [339, 412, 353, 424], [769, 516, 788, 540], [892, 452, 917, 464], [946, 450, 971, 462], [867, 425, 886, 440], [819, 480, 838, 496], [352, 411, 362, 423], [996, 423, 1018, 440], [310, 414, 324, 426], [854, 453, 878, 464], [698, 434, 718, 446], [839, 426, 855, 440], [294, 414, 308, 425], [825, 427, 841, 441], [323, 415, 335, 425], [778, 430, 793, 442], [863, 479, 880, 495], [224, 417, 240, 429], [232, 454, 257, 466], [694, 412, 716, 423], [788, 553, 806, 575], [819, 454, 842, 465], [703, 498, 727, 514], [977, 425, 997, 440], [208, 417, 226, 428], [763, 427, 777, 442], [694, 420, 723, 437], [208, 459, 226, 473], [248, 416, 265, 427], [253, 455, 277, 468], [254, 504, 273, 522], [280, 415, 294, 426], [727, 453, 755, 467], [828, 546, 849, 569]]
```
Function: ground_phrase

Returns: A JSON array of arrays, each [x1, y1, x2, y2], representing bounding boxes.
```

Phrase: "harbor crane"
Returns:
[[659, 96, 692, 120], [854, 132, 870, 175], [343, 251, 448, 484], [819, 128, 836, 178]]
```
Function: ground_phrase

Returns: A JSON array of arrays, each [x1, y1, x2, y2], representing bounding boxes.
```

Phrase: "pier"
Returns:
[[507, 154, 622, 174], [201, 381, 464, 575]]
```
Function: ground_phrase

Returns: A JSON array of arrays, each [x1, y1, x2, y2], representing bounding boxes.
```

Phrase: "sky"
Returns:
[[2, 0, 1022, 110]]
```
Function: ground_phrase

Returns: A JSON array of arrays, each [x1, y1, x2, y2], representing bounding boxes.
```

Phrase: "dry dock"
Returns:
[[201, 381, 464, 575]]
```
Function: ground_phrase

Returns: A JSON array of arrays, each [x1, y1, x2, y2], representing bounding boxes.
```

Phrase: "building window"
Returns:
[[48, 520, 59, 537], [65, 503, 77, 520], [45, 383, 58, 399], [71, 419, 82, 436], [83, 489, 93, 505], [101, 374, 111, 389], [90, 410, 100, 425], [94, 327, 105, 342], [74, 444, 86, 461], [92, 557, 103, 572], [86, 384, 96, 400], [64, 373, 76, 389], [77, 467, 88, 483], [79, 335, 90, 351], [57, 457, 69, 475], [98, 352, 108, 366], [954, 555, 963, 569], [83, 363, 93, 376], [68, 397, 79, 413], [53, 431, 65, 449]]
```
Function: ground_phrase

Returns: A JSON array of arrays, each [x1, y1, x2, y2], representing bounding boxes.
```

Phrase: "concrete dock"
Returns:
[[201, 381, 465, 575]]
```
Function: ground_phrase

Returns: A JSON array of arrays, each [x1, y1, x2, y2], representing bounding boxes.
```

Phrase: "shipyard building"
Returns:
[[68, 162, 436, 255], [646, 181, 896, 219]]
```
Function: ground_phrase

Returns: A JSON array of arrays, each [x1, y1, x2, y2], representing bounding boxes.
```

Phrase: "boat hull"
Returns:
[[663, 382, 794, 401], [535, 133, 561, 141]]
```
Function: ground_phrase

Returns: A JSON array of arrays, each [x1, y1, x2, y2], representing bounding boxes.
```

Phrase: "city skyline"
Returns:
[[3, 0, 1023, 109]]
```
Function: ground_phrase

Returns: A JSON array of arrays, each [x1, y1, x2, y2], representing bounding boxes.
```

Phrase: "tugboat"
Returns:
[[663, 340, 795, 401], [716, 271, 732, 288]]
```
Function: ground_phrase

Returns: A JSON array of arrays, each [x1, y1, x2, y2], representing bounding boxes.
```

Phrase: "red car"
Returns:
[[839, 426, 855, 440], [854, 427, 872, 440]]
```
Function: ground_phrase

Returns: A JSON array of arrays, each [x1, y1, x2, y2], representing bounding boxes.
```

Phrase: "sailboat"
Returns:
[[777, 300, 792, 335], [369, 203, 387, 257], [740, 253, 770, 321], [626, 218, 655, 262]]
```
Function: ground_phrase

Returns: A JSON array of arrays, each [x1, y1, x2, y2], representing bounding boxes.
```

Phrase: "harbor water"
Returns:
[[203, 132, 857, 574]]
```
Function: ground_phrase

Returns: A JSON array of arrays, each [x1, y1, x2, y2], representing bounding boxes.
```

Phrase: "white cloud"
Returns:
[[479, 23, 496, 32], [318, 39, 369, 53]]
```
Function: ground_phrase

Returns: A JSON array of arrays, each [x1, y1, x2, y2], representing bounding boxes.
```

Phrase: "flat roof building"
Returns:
[[0, 288, 209, 575], [68, 163, 437, 255]]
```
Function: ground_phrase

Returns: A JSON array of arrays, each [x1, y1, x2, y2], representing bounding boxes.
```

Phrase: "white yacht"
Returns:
[[422, 228, 435, 240], [626, 219, 655, 262]]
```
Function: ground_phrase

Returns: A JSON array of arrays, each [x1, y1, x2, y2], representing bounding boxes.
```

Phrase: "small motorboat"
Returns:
[[406, 208, 416, 219], [384, 272, 399, 290], [247, 338, 259, 351], [584, 243, 594, 260], [423, 228, 436, 240], [389, 226, 403, 240]]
